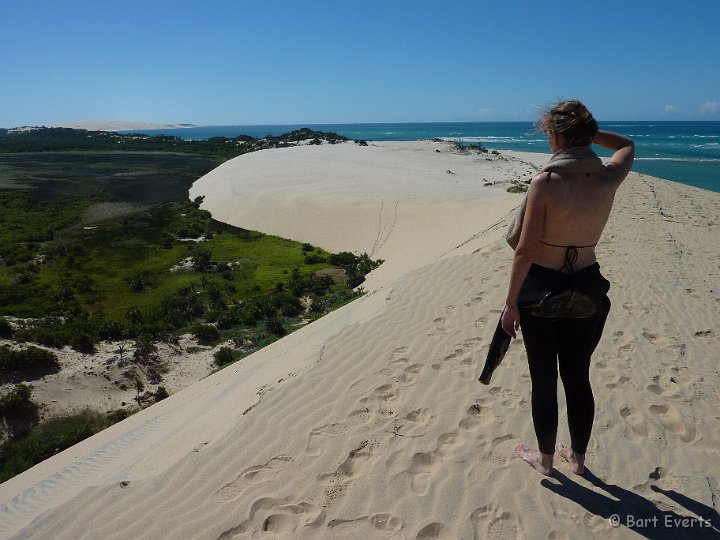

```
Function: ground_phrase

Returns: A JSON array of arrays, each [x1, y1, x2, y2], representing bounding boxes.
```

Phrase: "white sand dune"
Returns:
[[1, 141, 719, 539], [49, 121, 193, 132]]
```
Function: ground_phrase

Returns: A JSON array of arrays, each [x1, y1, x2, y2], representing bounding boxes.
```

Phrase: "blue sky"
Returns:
[[1, 0, 719, 126]]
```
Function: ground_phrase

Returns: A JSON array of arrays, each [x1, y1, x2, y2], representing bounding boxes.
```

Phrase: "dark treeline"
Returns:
[[0, 127, 350, 160]]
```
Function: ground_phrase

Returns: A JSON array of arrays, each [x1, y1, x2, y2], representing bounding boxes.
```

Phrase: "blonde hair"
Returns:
[[537, 100, 598, 146]]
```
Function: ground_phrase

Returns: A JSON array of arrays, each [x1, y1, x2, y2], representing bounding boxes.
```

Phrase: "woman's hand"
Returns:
[[501, 303, 521, 339]]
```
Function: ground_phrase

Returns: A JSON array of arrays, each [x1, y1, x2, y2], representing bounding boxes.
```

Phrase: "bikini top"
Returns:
[[539, 240, 597, 273]]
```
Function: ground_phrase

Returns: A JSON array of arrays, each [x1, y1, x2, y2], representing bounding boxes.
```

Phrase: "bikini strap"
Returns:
[[539, 241, 598, 273], [539, 240, 598, 249]]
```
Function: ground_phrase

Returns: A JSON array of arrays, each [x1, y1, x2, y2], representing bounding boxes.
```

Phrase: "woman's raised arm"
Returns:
[[593, 130, 635, 185]]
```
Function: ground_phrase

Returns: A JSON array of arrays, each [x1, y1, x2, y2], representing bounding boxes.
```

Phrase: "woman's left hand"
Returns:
[[501, 303, 521, 339]]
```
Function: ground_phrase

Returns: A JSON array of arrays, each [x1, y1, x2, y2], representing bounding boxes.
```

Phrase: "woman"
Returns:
[[502, 100, 634, 476]]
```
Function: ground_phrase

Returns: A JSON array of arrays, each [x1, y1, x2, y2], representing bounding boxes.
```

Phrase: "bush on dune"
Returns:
[[0, 345, 61, 382]]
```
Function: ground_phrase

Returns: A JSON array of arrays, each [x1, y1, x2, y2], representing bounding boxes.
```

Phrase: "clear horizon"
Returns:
[[1, 0, 719, 127], [8, 120, 720, 130]]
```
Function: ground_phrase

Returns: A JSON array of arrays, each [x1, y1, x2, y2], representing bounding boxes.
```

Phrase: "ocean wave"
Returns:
[[635, 157, 720, 162], [439, 136, 543, 144]]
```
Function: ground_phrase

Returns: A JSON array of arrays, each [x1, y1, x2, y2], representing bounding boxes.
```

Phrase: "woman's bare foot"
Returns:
[[515, 443, 554, 476], [555, 443, 586, 475]]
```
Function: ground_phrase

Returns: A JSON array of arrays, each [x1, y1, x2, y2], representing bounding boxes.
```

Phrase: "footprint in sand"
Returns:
[[605, 375, 633, 390], [464, 291, 485, 308], [488, 387, 519, 408], [373, 383, 399, 401], [487, 513, 518, 540], [416, 521, 454, 539], [406, 452, 438, 495], [396, 407, 434, 437], [321, 441, 378, 505], [216, 498, 324, 538], [334, 441, 375, 478], [642, 330, 684, 356], [474, 315, 488, 327], [433, 317, 449, 334], [404, 362, 425, 375], [327, 513, 403, 537], [348, 407, 374, 427], [436, 429, 466, 457], [459, 403, 493, 431], [622, 302, 650, 315], [619, 406, 650, 438], [649, 404, 699, 443], [484, 434, 516, 466], [471, 508, 518, 540], [615, 333, 638, 355], [440, 347, 475, 378], [306, 423, 349, 456], [214, 456, 293, 502], [385, 357, 408, 374]]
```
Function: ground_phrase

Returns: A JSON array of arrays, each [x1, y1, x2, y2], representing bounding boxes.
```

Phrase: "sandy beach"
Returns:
[[1, 140, 719, 539]]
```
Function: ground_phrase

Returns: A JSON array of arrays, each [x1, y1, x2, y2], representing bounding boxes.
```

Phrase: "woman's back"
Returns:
[[534, 169, 619, 273]]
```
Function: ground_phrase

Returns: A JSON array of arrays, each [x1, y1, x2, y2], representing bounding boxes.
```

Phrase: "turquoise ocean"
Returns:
[[124, 122, 720, 193]]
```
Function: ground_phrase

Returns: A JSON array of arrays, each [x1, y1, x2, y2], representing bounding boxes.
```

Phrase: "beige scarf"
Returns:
[[505, 145, 604, 249]]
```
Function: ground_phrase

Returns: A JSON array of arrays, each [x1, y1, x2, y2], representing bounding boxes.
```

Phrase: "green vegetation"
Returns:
[[0, 127, 348, 161], [506, 182, 529, 193], [0, 402, 131, 483], [0, 128, 377, 355], [0, 127, 379, 482], [213, 346, 236, 367], [450, 139, 489, 154], [0, 346, 60, 382], [0, 384, 39, 440]]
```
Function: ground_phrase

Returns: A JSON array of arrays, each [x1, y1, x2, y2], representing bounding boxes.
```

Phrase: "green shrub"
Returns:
[[191, 324, 219, 344], [506, 183, 528, 194], [70, 333, 97, 354], [191, 248, 212, 271], [154, 386, 169, 401], [304, 254, 326, 264], [96, 320, 125, 341], [126, 306, 143, 324], [266, 315, 287, 337], [213, 346, 236, 366], [132, 338, 158, 364], [0, 384, 40, 439], [0, 318, 13, 339], [328, 252, 382, 288], [0, 345, 61, 381], [106, 408, 132, 424], [290, 270, 334, 297]]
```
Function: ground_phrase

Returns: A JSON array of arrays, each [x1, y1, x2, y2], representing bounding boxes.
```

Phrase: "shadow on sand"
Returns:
[[540, 469, 719, 539]]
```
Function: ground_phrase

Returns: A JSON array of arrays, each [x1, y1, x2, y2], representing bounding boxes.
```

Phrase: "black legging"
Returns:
[[519, 296, 610, 455]]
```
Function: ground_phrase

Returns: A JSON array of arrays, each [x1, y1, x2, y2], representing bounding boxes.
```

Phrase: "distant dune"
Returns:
[[48, 121, 196, 132]]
